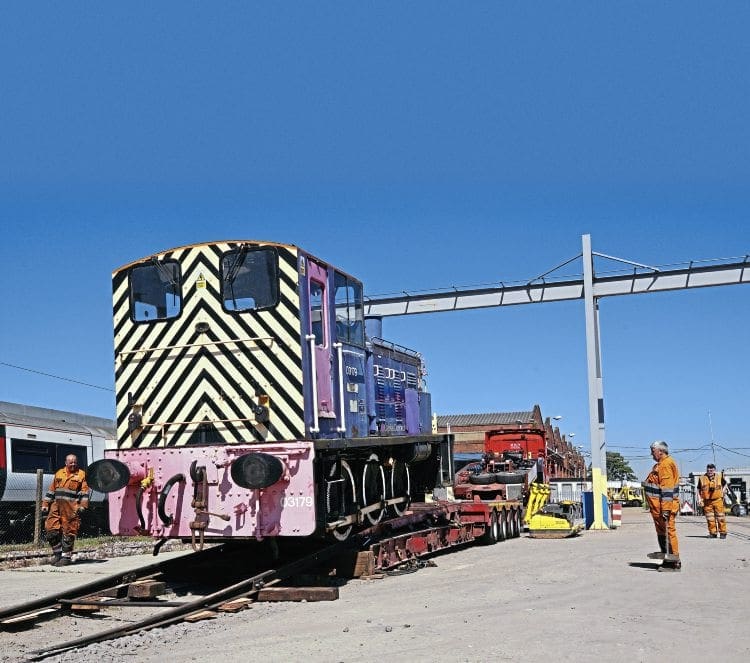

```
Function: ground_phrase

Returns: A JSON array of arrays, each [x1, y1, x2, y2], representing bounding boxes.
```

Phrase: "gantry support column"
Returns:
[[582, 234, 609, 529]]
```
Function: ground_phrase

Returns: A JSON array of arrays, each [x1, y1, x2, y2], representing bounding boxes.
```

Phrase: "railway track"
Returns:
[[1, 540, 349, 661], [1, 501, 523, 660]]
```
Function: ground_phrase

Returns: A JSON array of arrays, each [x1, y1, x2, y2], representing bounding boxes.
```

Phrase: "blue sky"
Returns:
[[1, 4, 748, 479]]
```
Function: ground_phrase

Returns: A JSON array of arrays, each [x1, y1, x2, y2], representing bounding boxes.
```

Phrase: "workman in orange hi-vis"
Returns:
[[642, 440, 681, 572], [41, 454, 90, 566], [697, 463, 728, 539]]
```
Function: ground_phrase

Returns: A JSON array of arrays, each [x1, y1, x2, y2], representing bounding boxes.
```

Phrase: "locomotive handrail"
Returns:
[[118, 335, 275, 360], [306, 334, 319, 433], [136, 415, 271, 431], [333, 342, 346, 434]]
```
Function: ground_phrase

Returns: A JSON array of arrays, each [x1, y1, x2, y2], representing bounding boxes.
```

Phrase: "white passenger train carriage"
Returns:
[[0, 401, 115, 539]]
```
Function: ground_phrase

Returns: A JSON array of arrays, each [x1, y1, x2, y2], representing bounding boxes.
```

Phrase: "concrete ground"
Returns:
[[0, 508, 748, 663]]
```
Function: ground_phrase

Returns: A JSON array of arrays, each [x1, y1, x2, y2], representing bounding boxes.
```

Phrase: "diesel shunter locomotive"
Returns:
[[88, 240, 452, 545]]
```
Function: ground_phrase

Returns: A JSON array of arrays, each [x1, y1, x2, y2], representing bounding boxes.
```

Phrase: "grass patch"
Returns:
[[0, 535, 154, 553]]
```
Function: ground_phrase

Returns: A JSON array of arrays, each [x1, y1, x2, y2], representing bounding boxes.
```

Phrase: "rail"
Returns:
[[6, 541, 348, 661]]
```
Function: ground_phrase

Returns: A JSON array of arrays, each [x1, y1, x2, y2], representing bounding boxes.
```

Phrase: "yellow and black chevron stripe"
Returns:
[[113, 241, 305, 448]]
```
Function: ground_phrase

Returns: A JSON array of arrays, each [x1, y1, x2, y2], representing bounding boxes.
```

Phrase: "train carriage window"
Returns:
[[130, 260, 182, 322], [221, 246, 279, 312], [10, 440, 88, 474], [57, 444, 88, 469], [334, 272, 364, 346]]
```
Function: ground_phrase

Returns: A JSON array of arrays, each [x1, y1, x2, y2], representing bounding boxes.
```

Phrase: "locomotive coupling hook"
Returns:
[[196, 510, 230, 521]]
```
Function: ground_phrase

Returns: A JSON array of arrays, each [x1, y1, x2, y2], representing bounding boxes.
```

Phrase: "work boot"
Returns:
[[647, 552, 666, 560], [53, 557, 72, 567], [48, 553, 61, 566], [658, 560, 681, 572], [709, 533, 717, 538], [720, 534, 727, 539]]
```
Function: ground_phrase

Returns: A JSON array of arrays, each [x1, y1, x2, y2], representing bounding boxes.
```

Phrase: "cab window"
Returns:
[[334, 272, 364, 346], [221, 246, 279, 312], [310, 280, 326, 346], [130, 260, 182, 322]]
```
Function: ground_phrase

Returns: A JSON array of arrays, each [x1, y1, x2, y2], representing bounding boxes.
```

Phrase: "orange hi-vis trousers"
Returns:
[[643, 455, 680, 557], [702, 498, 727, 536]]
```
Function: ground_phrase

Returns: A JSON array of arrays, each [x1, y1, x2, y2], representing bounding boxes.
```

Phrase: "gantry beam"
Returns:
[[364, 257, 750, 317]]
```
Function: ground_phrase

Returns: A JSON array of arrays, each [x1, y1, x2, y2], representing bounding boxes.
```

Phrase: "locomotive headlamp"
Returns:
[[87, 459, 131, 493], [252, 394, 270, 422], [230, 452, 284, 489]]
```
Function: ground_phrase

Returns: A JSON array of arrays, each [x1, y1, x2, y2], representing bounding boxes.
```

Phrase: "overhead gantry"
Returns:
[[364, 234, 749, 529]]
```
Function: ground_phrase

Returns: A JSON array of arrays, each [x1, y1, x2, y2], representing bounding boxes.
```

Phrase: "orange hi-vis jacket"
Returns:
[[43, 468, 90, 536], [643, 455, 680, 515], [698, 473, 725, 503]]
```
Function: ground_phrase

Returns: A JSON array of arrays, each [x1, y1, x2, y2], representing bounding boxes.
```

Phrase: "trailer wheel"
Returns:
[[498, 510, 508, 541], [512, 508, 522, 537], [731, 504, 740, 517], [480, 510, 499, 545], [361, 454, 386, 525], [505, 509, 515, 539], [507, 508, 517, 538]]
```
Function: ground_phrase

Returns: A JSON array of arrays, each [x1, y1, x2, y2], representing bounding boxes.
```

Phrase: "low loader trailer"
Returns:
[[358, 497, 525, 572]]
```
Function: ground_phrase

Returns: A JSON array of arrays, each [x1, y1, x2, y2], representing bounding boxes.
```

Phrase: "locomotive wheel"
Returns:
[[327, 459, 357, 541], [389, 459, 411, 517], [361, 454, 386, 525]]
